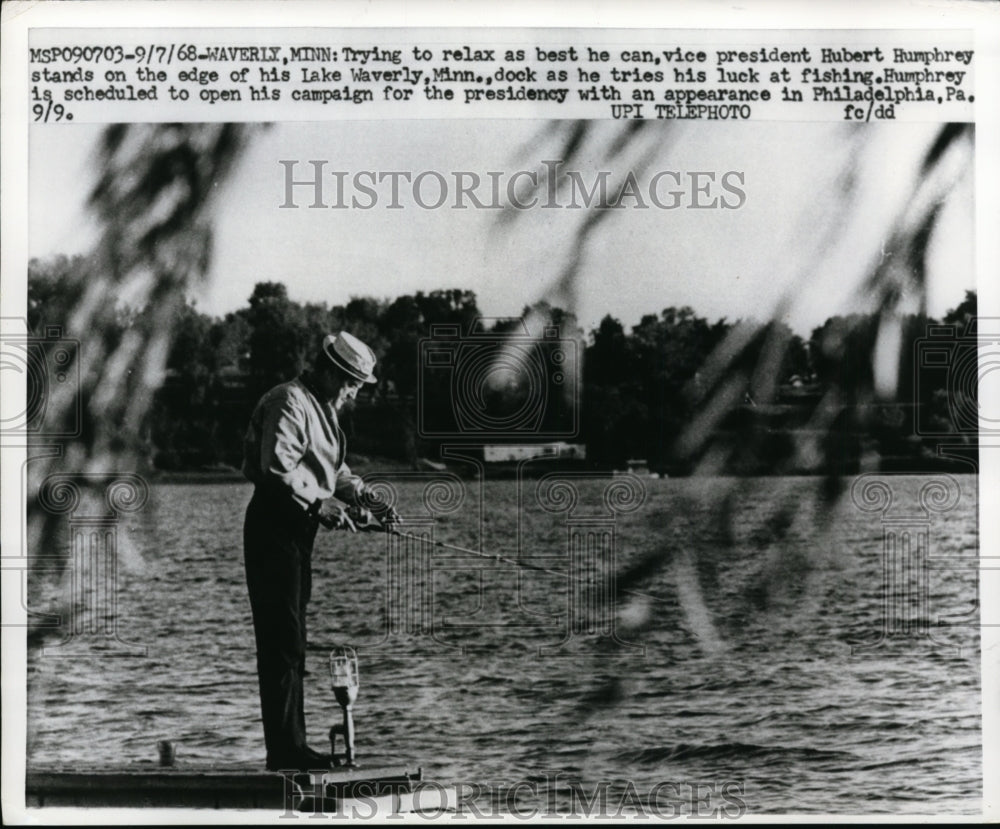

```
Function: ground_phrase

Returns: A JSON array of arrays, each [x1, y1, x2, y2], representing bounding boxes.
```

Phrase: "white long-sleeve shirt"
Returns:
[[241, 376, 364, 511]]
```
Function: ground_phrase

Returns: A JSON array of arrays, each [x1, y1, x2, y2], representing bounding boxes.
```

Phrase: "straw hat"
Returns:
[[321, 332, 377, 384]]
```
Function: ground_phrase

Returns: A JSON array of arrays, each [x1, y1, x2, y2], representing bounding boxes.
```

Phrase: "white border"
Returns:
[[2, 0, 998, 823]]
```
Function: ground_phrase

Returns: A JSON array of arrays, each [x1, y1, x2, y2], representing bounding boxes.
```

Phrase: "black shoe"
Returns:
[[303, 747, 334, 767]]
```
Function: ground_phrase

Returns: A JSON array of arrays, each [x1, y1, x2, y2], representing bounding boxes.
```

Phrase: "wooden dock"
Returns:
[[26, 763, 427, 811]]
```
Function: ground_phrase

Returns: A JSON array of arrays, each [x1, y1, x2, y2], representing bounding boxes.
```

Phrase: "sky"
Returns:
[[29, 119, 974, 336]]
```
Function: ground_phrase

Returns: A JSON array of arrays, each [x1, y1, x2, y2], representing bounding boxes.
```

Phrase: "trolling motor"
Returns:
[[329, 646, 360, 767]]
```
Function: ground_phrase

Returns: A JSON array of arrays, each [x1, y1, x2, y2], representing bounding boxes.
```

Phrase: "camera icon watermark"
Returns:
[[0, 319, 81, 438], [417, 319, 579, 440], [913, 317, 1000, 437]]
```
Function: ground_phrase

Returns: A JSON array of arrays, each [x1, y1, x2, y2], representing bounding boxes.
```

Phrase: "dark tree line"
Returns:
[[28, 255, 976, 473]]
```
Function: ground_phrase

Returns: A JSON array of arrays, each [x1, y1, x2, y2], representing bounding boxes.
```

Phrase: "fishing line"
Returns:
[[382, 526, 666, 606]]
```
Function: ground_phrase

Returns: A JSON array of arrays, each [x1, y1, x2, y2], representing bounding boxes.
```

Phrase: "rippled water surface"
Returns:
[[27, 475, 981, 814]]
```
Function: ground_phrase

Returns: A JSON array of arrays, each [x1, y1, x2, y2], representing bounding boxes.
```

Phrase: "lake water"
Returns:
[[26, 474, 981, 815]]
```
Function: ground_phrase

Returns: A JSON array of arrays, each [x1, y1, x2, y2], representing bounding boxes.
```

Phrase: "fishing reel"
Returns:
[[316, 501, 397, 532], [345, 504, 386, 532], [346, 502, 402, 532]]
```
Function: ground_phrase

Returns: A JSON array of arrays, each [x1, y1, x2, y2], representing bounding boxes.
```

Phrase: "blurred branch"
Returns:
[[510, 122, 974, 711], [27, 124, 261, 651]]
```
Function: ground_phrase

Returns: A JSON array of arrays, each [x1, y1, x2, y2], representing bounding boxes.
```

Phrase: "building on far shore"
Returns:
[[481, 443, 586, 463]]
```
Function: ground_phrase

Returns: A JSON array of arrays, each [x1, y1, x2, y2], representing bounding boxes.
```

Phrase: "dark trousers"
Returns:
[[243, 487, 319, 766]]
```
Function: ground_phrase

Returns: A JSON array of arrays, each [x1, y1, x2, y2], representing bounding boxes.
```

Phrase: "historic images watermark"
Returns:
[[278, 160, 747, 211], [844, 314, 1000, 652], [349, 316, 649, 655], [355, 469, 647, 657], [840, 315, 998, 652], [1, 317, 146, 655], [277, 773, 748, 819]]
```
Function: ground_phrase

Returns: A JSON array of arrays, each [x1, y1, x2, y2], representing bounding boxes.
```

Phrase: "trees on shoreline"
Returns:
[[27, 257, 977, 473]]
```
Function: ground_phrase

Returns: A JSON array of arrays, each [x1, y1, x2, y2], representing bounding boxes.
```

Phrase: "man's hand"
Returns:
[[316, 499, 357, 532]]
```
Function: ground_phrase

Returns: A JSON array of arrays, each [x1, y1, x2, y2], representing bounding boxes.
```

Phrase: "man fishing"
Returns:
[[241, 331, 398, 771]]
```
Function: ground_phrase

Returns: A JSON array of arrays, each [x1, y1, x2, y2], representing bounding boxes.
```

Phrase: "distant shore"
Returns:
[[145, 452, 977, 484]]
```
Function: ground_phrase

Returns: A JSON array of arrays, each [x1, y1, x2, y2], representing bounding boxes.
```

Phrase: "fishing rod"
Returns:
[[340, 508, 663, 605]]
